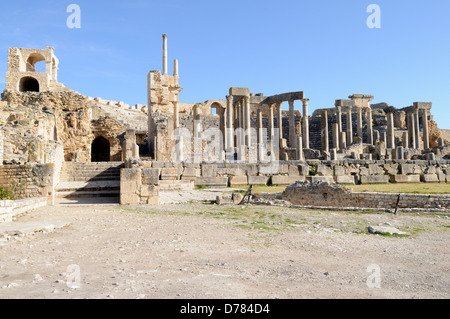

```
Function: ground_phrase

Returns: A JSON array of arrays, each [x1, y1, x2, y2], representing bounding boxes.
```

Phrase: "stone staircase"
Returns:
[[56, 162, 124, 200]]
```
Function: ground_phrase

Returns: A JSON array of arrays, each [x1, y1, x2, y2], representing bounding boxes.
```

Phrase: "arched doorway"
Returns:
[[19, 77, 40, 92], [91, 136, 110, 162]]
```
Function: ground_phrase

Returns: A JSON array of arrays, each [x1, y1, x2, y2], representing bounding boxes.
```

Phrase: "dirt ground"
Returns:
[[0, 190, 449, 299]]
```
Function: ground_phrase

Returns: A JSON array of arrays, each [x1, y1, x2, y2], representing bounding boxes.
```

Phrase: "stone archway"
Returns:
[[91, 136, 111, 162], [19, 76, 40, 92]]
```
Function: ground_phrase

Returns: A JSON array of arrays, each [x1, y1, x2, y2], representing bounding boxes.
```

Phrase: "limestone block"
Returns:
[[421, 174, 439, 183], [393, 175, 420, 183], [360, 175, 389, 184], [359, 167, 369, 176], [248, 176, 269, 185], [368, 164, 384, 175], [195, 177, 228, 188], [271, 175, 305, 185], [316, 164, 333, 177], [334, 165, 346, 176], [141, 168, 160, 185], [446, 175, 450, 183], [399, 164, 421, 175], [288, 165, 300, 176], [309, 176, 334, 183], [182, 167, 200, 178], [161, 168, 179, 180], [229, 175, 248, 186], [335, 175, 356, 184], [201, 164, 217, 177], [226, 167, 246, 176], [382, 163, 398, 175], [139, 185, 159, 205]]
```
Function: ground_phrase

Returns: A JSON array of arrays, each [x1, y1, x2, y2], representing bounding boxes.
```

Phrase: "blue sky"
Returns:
[[1, 0, 449, 128]]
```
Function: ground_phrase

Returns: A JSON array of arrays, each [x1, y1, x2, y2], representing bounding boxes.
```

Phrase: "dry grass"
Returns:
[[231, 183, 450, 194]]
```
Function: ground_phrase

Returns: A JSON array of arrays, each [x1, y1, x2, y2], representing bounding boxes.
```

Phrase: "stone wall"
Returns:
[[0, 164, 56, 203], [138, 159, 450, 187], [282, 181, 449, 210]]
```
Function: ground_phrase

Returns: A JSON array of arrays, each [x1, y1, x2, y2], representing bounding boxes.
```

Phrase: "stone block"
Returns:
[[288, 165, 300, 176], [309, 176, 334, 183], [229, 87, 250, 96], [335, 175, 356, 184], [182, 167, 200, 181], [271, 175, 305, 185], [360, 175, 389, 184], [243, 164, 258, 176], [421, 174, 439, 183], [195, 177, 229, 188], [393, 174, 420, 183], [334, 165, 346, 176], [248, 176, 269, 185], [229, 175, 248, 186], [161, 168, 179, 180], [141, 168, 160, 185], [201, 164, 217, 177], [316, 164, 333, 176]]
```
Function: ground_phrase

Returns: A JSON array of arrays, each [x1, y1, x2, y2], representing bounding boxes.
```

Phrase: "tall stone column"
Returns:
[[407, 112, 416, 149], [321, 110, 329, 153], [257, 108, 263, 161], [346, 106, 353, 145], [414, 109, 421, 150], [422, 108, 430, 149], [336, 106, 343, 135], [387, 112, 395, 149], [268, 104, 274, 141], [288, 100, 296, 148], [193, 105, 200, 138], [277, 102, 283, 143], [173, 101, 179, 131], [302, 99, 310, 149], [162, 34, 168, 75], [226, 95, 234, 151], [244, 96, 251, 147], [366, 108, 373, 145], [356, 107, 363, 143]]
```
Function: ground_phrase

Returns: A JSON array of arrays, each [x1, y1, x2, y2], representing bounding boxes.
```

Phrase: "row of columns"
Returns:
[[406, 108, 430, 150]]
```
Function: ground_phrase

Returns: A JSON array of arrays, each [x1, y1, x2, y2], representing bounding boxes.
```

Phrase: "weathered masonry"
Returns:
[[0, 35, 449, 207]]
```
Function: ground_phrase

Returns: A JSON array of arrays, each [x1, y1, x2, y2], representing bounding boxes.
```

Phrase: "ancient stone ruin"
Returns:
[[0, 35, 449, 214]]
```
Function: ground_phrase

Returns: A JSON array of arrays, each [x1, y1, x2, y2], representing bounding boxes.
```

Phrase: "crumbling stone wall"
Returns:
[[282, 180, 449, 210], [0, 164, 56, 203]]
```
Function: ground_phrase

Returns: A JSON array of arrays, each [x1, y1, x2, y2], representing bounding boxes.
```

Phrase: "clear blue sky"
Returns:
[[1, 0, 449, 128]]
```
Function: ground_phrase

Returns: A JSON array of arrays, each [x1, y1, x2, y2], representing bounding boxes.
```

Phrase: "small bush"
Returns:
[[0, 186, 14, 200]]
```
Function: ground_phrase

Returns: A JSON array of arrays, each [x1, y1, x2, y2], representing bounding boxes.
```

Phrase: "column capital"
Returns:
[[226, 95, 232, 103]]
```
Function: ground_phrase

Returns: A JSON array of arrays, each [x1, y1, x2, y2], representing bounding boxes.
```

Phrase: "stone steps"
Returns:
[[56, 162, 124, 199]]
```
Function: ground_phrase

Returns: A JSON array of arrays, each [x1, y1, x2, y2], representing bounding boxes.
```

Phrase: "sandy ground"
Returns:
[[0, 189, 449, 300]]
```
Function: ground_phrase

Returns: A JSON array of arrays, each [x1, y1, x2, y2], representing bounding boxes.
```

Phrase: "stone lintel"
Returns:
[[261, 91, 304, 105], [229, 87, 250, 96]]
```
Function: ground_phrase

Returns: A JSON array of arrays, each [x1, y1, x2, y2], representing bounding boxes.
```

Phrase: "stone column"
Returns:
[[173, 59, 179, 76], [422, 108, 430, 149], [162, 34, 168, 75], [356, 107, 363, 143], [336, 106, 343, 135], [321, 110, 329, 153], [244, 96, 251, 147], [407, 112, 414, 148], [226, 95, 234, 151], [387, 112, 395, 149], [302, 99, 310, 149], [414, 109, 421, 150], [173, 101, 179, 131], [277, 102, 283, 143], [257, 108, 263, 160], [296, 136, 303, 161], [193, 105, 200, 138], [402, 132, 409, 149], [332, 123, 340, 150], [340, 132, 347, 149], [346, 106, 353, 145], [288, 100, 296, 148], [268, 104, 275, 141], [366, 108, 373, 145]]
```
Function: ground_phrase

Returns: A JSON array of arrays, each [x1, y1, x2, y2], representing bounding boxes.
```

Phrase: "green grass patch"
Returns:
[[350, 183, 450, 194]]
